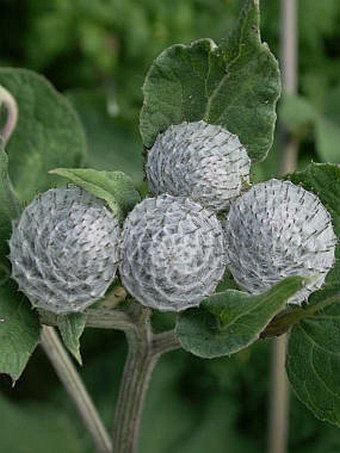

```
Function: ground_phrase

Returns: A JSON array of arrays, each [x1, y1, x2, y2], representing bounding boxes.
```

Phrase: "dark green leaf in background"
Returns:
[[176, 276, 304, 358], [50, 168, 141, 220], [66, 90, 144, 186], [0, 280, 40, 381], [0, 68, 86, 202], [57, 313, 87, 365], [140, 0, 281, 162], [287, 163, 340, 427], [279, 92, 318, 132]]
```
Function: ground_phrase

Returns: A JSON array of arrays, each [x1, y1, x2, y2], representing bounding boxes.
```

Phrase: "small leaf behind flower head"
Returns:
[[176, 276, 305, 359], [50, 168, 141, 220], [57, 313, 87, 365]]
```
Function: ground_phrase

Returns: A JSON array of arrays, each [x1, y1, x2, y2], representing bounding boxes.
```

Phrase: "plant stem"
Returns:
[[112, 307, 180, 452], [39, 307, 136, 332], [0, 85, 18, 146], [41, 325, 112, 453]]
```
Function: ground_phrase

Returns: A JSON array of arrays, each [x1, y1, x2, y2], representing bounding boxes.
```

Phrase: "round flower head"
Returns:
[[224, 179, 337, 304], [119, 194, 226, 311], [146, 120, 251, 211], [9, 187, 121, 313]]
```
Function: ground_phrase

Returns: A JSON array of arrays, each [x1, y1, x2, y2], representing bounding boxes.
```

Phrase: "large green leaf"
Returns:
[[176, 276, 304, 359], [57, 313, 87, 365], [0, 141, 21, 271], [140, 0, 281, 162], [286, 163, 340, 427], [0, 280, 40, 381], [287, 287, 340, 427], [50, 167, 140, 220], [0, 68, 86, 202]]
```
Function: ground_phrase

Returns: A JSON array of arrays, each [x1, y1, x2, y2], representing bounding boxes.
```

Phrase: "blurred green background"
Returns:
[[0, 0, 339, 451]]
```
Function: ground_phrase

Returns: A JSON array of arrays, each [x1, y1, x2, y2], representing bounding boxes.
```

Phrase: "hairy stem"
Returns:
[[41, 325, 112, 453], [0, 85, 18, 146], [112, 307, 180, 452]]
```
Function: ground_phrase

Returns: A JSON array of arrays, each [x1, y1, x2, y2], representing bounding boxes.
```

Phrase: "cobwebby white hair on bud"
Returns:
[[9, 187, 121, 313], [119, 193, 226, 311], [146, 120, 251, 211], [224, 179, 337, 305]]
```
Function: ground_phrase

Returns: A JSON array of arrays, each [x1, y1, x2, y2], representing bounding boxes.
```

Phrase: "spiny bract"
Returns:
[[9, 187, 121, 313], [119, 194, 226, 311], [224, 179, 337, 304], [146, 120, 251, 211]]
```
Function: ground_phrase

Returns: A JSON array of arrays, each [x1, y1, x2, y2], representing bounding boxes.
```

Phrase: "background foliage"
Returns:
[[0, 0, 339, 451]]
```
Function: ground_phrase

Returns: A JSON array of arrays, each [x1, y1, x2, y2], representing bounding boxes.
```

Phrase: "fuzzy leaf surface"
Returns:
[[286, 163, 340, 427], [0, 280, 40, 381], [57, 313, 87, 365], [176, 276, 304, 358], [0, 68, 86, 202], [140, 0, 281, 162], [0, 141, 21, 272], [50, 168, 140, 219]]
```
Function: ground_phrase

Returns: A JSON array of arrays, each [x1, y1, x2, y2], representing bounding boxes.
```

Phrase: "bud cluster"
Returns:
[[9, 121, 337, 314]]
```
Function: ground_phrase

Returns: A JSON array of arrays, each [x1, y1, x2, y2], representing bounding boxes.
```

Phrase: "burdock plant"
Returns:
[[0, 1, 339, 452]]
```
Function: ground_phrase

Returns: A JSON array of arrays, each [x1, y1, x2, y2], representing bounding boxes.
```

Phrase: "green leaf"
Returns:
[[50, 167, 141, 219], [0, 141, 21, 271], [140, 0, 281, 162], [287, 287, 340, 428], [315, 117, 340, 163], [0, 68, 86, 202], [57, 312, 87, 365], [176, 276, 305, 358], [0, 280, 40, 381]]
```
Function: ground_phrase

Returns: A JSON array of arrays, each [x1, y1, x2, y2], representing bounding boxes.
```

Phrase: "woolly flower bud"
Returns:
[[119, 194, 226, 311], [146, 120, 251, 211], [224, 179, 337, 304], [9, 187, 121, 314]]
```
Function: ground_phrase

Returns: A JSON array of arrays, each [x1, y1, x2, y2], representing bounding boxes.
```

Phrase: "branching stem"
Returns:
[[112, 306, 180, 452]]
